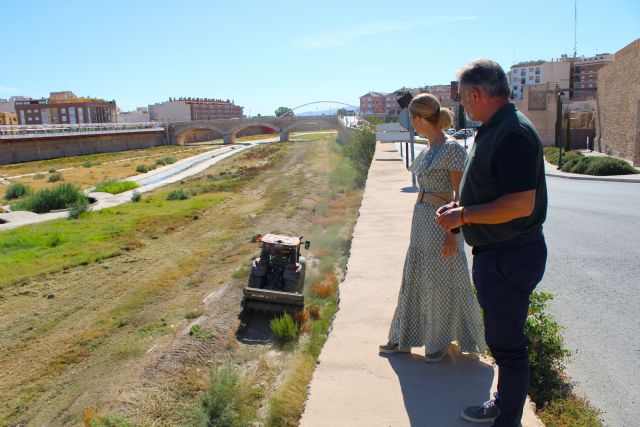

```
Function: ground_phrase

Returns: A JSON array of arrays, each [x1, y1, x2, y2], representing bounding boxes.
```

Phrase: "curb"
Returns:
[[544, 171, 640, 183], [544, 160, 640, 183]]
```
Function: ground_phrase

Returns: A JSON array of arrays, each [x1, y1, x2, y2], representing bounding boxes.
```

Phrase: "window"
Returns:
[[535, 77, 540, 83], [529, 67, 533, 72], [529, 75, 534, 81], [521, 69, 526, 75], [535, 67, 541, 74], [513, 86, 518, 91]]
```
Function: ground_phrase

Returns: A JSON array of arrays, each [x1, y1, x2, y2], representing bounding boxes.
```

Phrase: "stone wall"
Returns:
[[513, 84, 558, 146], [0, 131, 166, 165], [597, 38, 640, 165]]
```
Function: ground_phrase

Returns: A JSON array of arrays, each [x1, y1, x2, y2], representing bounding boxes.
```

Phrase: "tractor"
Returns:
[[242, 233, 310, 313]]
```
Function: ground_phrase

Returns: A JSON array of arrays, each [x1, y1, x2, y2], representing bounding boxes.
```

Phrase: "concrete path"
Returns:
[[300, 141, 542, 427]]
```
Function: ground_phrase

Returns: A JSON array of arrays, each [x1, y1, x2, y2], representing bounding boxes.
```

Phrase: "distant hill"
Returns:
[[297, 109, 338, 116]]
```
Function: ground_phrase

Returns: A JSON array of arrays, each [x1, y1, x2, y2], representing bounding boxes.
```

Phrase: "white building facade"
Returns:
[[510, 60, 570, 100]]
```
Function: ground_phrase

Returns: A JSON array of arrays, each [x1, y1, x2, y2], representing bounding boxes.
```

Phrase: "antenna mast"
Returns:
[[573, 0, 577, 58]]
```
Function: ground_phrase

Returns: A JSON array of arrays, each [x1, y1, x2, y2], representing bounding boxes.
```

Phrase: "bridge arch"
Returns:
[[229, 121, 281, 142], [282, 118, 338, 138], [174, 125, 226, 145]]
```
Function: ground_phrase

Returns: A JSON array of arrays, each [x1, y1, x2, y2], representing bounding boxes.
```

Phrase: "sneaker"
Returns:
[[378, 342, 410, 354], [460, 396, 500, 423], [424, 349, 447, 363]]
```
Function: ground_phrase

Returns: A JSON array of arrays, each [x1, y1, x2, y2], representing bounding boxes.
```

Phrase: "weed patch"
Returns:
[[194, 365, 261, 427], [94, 179, 139, 195], [270, 313, 299, 343], [189, 324, 214, 341], [4, 183, 31, 200], [11, 183, 88, 213]]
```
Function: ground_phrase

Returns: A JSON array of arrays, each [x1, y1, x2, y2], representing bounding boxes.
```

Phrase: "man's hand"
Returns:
[[442, 233, 457, 258], [435, 206, 465, 233], [436, 201, 457, 216]]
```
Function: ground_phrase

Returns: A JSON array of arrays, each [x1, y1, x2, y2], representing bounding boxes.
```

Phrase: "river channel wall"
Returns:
[[0, 131, 167, 165]]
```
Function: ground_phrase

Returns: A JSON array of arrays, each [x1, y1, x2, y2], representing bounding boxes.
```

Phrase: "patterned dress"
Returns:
[[388, 141, 486, 353]]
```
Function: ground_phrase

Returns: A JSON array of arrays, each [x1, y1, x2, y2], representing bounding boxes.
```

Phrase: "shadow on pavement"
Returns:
[[383, 350, 493, 426]]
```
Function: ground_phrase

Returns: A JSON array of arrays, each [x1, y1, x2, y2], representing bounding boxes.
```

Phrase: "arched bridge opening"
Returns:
[[231, 123, 279, 142], [175, 126, 225, 145]]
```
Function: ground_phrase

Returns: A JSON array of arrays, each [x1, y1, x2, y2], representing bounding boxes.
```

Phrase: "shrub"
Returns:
[[11, 183, 88, 213], [196, 365, 260, 426], [167, 188, 189, 200], [48, 168, 56, 173], [270, 312, 299, 343], [48, 171, 62, 182], [68, 198, 90, 219], [82, 161, 93, 168], [583, 156, 639, 176], [94, 179, 139, 194], [189, 324, 214, 341], [4, 183, 31, 200], [131, 190, 141, 202], [135, 164, 148, 173], [33, 173, 44, 180], [344, 127, 376, 187], [155, 156, 176, 166], [539, 394, 603, 426], [526, 291, 571, 407]]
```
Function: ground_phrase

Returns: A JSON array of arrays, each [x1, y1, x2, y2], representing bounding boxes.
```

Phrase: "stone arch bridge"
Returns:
[[166, 115, 339, 145]]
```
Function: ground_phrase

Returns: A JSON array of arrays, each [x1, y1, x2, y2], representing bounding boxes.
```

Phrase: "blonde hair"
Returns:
[[408, 93, 453, 130]]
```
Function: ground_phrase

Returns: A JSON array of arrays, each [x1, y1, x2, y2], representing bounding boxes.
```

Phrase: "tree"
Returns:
[[337, 108, 348, 116], [564, 112, 572, 152], [554, 92, 562, 148], [457, 103, 466, 130], [275, 107, 294, 117]]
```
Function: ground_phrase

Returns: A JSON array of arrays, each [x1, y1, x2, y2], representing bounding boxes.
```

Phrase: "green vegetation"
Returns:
[[342, 124, 376, 187], [0, 188, 226, 288], [275, 106, 294, 117], [189, 324, 214, 341], [67, 198, 90, 220], [4, 183, 31, 200], [155, 156, 176, 166], [11, 183, 88, 213], [269, 313, 299, 343], [544, 147, 638, 176], [88, 415, 133, 427], [131, 190, 141, 202], [47, 171, 63, 182], [94, 179, 139, 194], [135, 164, 149, 173], [194, 365, 262, 426], [167, 188, 189, 200], [527, 292, 603, 425]]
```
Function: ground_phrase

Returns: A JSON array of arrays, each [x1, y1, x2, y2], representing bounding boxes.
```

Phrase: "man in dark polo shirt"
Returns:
[[436, 59, 548, 426]]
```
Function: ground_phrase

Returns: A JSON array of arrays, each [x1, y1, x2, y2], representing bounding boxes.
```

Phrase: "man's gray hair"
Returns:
[[457, 59, 511, 98]]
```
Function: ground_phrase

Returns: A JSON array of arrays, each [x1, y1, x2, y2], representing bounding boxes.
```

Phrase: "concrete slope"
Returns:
[[300, 141, 542, 427]]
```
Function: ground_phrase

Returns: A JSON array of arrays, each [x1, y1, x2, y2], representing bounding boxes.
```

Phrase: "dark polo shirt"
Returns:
[[459, 103, 547, 247]]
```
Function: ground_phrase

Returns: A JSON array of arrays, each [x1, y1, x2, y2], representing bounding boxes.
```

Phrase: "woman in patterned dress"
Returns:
[[379, 94, 485, 362]]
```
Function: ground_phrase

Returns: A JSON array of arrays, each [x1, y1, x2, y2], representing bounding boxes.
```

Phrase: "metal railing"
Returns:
[[0, 122, 164, 139]]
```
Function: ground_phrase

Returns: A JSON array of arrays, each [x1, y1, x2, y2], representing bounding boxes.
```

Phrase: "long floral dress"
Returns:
[[387, 141, 485, 353]]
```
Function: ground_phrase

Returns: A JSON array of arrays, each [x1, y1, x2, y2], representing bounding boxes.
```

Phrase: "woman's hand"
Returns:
[[442, 232, 457, 258]]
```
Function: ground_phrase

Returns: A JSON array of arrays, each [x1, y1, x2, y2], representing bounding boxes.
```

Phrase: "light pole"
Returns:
[[557, 91, 565, 170]]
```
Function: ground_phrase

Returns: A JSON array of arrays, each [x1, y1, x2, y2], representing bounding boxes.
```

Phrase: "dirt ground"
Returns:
[[0, 132, 361, 426]]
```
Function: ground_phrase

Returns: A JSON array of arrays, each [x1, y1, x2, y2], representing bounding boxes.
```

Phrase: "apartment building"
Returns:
[[569, 53, 614, 100], [14, 91, 116, 125], [359, 92, 388, 114], [510, 60, 570, 100], [117, 107, 150, 123], [362, 84, 454, 115], [0, 112, 18, 125], [148, 98, 244, 122]]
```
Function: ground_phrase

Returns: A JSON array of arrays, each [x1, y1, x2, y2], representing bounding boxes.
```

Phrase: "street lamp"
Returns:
[[557, 91, 565, 170]]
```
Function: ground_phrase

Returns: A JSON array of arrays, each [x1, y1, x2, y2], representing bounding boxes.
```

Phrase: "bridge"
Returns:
[[166, 115, 340, 144], [0, 115, 343, 164]]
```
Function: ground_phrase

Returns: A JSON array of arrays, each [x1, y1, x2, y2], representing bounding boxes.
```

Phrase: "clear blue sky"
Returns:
[[1, 0, 638, 116]]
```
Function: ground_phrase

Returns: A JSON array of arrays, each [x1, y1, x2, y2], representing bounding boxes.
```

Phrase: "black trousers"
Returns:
[[472, 232, 547, 427]]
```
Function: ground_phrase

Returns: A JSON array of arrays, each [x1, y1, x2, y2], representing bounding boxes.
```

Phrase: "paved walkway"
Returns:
[[301, 141, 542, 427]]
